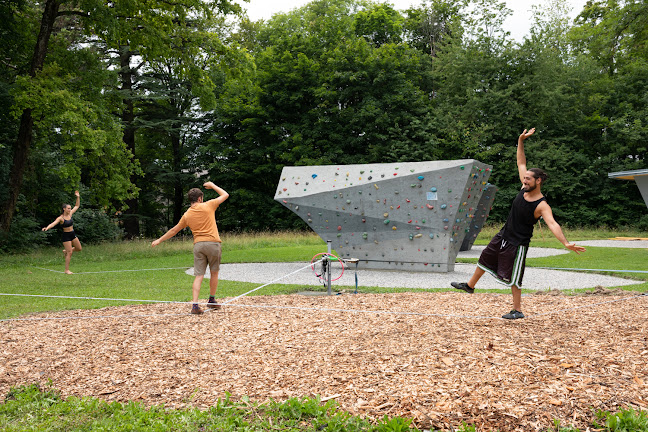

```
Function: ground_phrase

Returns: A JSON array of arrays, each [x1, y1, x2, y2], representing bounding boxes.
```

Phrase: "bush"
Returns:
[[73, 208, 123, 244], [638, 214, 648, 233], [0, 213, 47, 253]]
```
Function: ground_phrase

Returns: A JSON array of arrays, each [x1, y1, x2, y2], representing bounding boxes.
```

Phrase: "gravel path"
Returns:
[[188, 243, 644, 291], [576, 239, 648, 248]]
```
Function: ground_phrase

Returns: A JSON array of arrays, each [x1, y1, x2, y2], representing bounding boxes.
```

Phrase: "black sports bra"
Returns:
[[62, 218, 73, 228]]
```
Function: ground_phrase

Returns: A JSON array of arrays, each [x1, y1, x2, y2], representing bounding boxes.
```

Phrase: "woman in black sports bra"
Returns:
[[42, 190, 83, 274]]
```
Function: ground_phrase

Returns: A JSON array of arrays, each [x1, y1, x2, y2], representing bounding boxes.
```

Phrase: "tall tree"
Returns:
[[353, 2, 404, 46], [1, 0, 242, 234], [403, 0, 466, 57], [86, 0, 240, 236], [1, 0, 145, 234], [1, 0, 61, 232], [206, 0, 437, 231]]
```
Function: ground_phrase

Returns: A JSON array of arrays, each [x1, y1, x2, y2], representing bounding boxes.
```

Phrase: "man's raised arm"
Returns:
[[203, 182, 229, 205], [517, 128, 535, 183]]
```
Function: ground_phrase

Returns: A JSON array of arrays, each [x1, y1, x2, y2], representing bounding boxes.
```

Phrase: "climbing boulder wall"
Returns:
[[460, 183, 498, 252], [274, 160, 493, 272]]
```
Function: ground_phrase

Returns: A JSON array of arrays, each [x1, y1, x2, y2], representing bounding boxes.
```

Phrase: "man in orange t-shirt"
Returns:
[[152, 182, 229, 314]]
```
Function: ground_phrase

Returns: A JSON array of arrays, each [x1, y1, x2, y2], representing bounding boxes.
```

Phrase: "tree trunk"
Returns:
[[0, 0, 60, 232], [119, 46, 140, 238], [171, 131, 184, 224]]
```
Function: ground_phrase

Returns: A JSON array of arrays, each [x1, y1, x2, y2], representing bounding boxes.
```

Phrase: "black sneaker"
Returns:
[[451, 282, 474, 294], [502, 309, 524, 319], [206, 297, 221, 310], [191, 304, 204, 315]]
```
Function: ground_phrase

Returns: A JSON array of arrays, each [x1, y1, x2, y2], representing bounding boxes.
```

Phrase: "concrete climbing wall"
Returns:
[[460, 183, 498, 251], [274, 160, 493, 272]]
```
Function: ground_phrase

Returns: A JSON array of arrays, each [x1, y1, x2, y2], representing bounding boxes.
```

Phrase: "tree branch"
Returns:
[[1, 59, 18, 70], [57, 10, 90, 18]]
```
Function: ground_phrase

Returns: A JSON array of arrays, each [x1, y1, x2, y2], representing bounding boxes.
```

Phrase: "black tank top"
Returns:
[[500, 190, 546, 247], [62, 218, 73, 228]]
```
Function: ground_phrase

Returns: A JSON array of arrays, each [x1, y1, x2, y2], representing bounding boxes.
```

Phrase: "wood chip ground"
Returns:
[[1, 290, 647, 431]]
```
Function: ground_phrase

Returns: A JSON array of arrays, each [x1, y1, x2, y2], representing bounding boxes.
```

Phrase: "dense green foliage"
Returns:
[[1, 0, 647, 249]]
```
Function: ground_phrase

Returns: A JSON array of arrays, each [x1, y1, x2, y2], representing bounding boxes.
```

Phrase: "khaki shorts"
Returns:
[[193, 241, 222, 276]]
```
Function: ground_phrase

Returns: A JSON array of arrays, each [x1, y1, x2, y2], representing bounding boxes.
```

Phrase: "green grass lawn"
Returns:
[[1, 228, 647, 320]]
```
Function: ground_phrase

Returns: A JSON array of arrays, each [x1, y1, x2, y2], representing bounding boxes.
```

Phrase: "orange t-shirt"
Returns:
[[177, 199, 222, 243]]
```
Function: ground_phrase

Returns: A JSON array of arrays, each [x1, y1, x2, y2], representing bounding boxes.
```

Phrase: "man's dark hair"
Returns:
[[529, 168, 548, 184], [188, 188, 203, 203]]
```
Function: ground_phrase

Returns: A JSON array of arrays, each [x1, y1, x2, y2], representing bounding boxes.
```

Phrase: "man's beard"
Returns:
[[523, 183, 537, 192]]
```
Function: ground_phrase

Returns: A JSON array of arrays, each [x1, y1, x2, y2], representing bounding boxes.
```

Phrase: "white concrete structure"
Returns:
[[608, 169, 648, 208]]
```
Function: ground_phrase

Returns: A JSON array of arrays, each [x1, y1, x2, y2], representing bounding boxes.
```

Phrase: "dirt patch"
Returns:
[[1, 292, 647, 431]]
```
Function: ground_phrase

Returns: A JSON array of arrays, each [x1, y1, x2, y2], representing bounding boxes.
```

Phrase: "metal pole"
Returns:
[[355, 261, 358, 294], [326, 240, 332, 295], [345, 258, 359, 294]]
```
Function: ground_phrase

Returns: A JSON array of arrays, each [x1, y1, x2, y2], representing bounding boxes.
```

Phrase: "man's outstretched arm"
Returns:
[[151, 222, 184, 247], [538, 202, 586, 254]]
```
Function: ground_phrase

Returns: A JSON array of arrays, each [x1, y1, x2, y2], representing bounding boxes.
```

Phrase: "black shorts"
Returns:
[[62, 230, 77, 243], [477, 232, 528, 287]]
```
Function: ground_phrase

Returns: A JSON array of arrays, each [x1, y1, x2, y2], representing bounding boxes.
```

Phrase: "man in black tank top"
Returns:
[[451, 128, 586, 319]]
